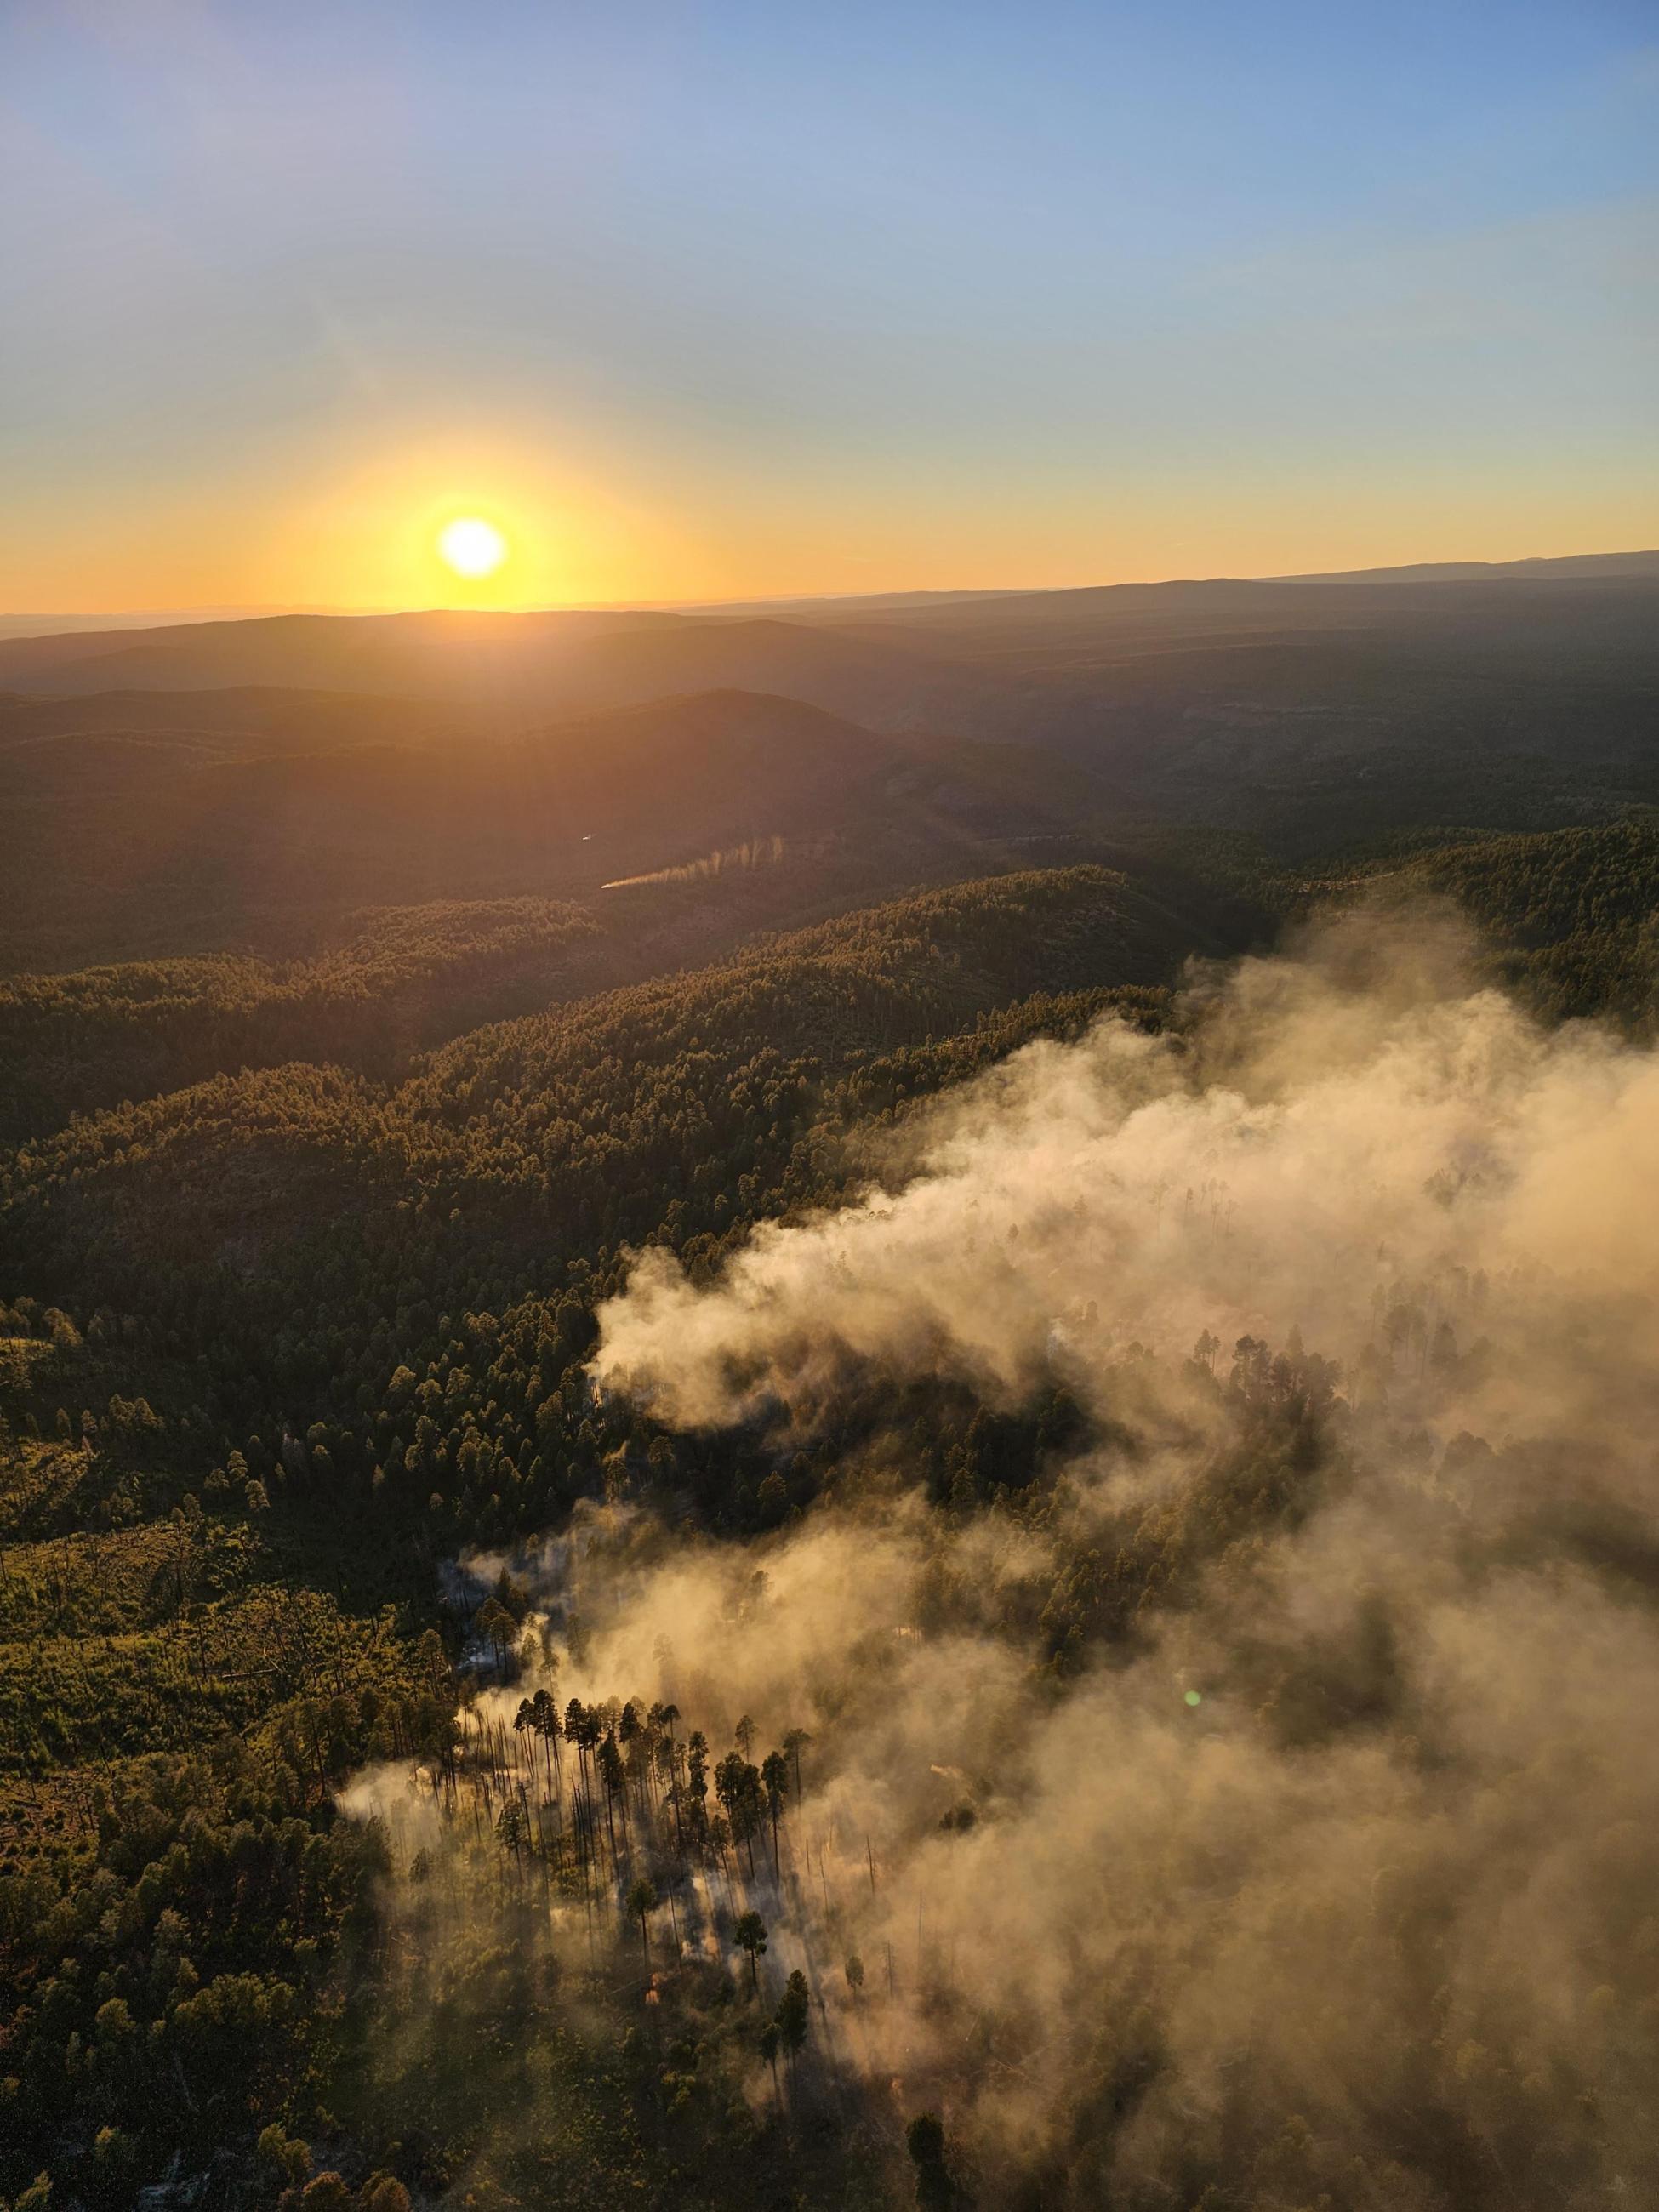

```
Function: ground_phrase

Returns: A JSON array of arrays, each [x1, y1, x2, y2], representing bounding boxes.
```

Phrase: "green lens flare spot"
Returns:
[[1184, 1690, 1203, 1707]]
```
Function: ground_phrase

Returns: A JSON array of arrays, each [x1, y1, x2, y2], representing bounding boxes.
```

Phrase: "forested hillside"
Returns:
[[0, 904, 609, 1143], [1402, 814, 1659, 1022]]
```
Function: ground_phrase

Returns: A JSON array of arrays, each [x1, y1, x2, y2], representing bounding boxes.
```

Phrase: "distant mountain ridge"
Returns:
[[3, 545, 1654, 969], [1265, 548, 1659, 584], [6, 545, 1653, 646]]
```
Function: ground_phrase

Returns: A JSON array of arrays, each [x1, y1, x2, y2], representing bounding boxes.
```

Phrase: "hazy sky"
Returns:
[[3, 0, 1656, 610]]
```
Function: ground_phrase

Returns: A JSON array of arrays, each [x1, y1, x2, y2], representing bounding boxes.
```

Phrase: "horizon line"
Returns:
[[3, 543, 1656, 635]]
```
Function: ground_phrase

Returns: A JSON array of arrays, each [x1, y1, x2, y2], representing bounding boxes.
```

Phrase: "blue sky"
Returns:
[[3, 0, 1655, 607]]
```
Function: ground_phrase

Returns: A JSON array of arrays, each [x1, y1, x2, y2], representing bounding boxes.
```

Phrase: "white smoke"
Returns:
[[592, 906, 1659, 1455], [571, 904, 1659, 2204]]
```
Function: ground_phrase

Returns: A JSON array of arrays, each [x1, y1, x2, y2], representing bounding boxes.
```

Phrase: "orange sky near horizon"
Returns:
[[5, 431, 1656, 618]]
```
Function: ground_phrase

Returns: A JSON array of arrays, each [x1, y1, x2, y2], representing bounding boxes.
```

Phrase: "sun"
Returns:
[[437, 516, 508, 579]]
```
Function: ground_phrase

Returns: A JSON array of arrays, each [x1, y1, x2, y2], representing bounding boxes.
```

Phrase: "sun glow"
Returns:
[[437, 516, 508, 579]]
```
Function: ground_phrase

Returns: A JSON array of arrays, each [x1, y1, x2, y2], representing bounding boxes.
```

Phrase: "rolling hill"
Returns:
[[0, 687, 1119, 972]]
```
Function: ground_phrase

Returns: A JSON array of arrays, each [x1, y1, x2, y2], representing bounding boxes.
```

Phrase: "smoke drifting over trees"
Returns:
[[348, 907, 1659, 2208], [593, 905, 1658, 1445]]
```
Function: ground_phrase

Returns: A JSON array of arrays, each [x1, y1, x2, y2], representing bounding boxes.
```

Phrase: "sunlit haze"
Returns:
[[3, 0, 1656, 613]]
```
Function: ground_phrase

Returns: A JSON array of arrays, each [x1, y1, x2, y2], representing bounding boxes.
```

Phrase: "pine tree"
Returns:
[[733, 1910, 767, 1993], [778, 1968, 809, 2080], [626, 1877, 657, 1964], [761, 1748, 789, 1869]]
